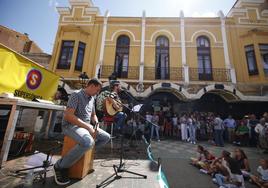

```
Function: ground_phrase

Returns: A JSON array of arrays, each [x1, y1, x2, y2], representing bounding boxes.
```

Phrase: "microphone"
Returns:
[[120, 88, 127, 92]]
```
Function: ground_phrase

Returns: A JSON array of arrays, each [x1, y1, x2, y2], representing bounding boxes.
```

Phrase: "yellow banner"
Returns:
[[0, 43, 59, 101]]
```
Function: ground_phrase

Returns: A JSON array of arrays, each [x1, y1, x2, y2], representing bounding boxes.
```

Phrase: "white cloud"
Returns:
[[192, 11, 217, 17]]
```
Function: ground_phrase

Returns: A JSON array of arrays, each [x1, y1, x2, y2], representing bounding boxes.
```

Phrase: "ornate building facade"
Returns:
[[49, 0, 268, 115]]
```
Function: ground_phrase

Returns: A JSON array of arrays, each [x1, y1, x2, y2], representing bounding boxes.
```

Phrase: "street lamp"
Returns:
[[79, 72, 89, 88]]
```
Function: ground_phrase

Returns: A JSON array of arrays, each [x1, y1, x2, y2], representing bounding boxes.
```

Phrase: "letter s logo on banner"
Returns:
[[26, 69, 42, 90]]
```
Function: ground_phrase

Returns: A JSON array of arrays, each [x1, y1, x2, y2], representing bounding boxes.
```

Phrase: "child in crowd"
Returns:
[[233, 148, 251, 178], [250, 159, 268, 188], [213, 150, 245, 188], [198, 150, 216, 174], [190, 145, 216, 173], [190, 145, 205, 167]]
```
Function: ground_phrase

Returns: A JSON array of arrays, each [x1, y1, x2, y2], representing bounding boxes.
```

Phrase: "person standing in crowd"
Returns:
[[180, 113, 188, 142], [255, 118, 266, 148], [172, 114, 180, 139], [145, 111, 152, 136], [151, 112, 160, 141], [53, 78, 110, 185], [223, 115, 236, 143], [233, 120, 249, 146], [249, 114, 259, 147], [188, 114, 197, 144], [214, 114, 224, 147]]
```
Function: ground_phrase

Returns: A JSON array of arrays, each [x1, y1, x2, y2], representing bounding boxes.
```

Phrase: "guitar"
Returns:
[[104, 97, 123, 116]]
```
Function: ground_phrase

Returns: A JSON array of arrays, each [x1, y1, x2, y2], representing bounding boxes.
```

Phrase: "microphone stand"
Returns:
[[96, 92, 147, 188]]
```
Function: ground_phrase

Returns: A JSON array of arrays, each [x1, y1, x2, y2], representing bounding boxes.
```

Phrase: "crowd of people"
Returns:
[[135, 111, 268, 151], [190, 145, 268, 188]]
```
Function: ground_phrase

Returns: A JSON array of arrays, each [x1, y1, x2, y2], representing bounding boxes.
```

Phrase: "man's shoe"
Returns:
[[53, 165, 70, 185]]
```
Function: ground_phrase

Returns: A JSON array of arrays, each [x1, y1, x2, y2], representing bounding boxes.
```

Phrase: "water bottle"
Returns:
[[24, 169, 34, 187]]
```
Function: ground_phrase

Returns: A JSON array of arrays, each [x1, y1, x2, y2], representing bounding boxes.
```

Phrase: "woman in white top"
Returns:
[[180, 114, 188, 141]]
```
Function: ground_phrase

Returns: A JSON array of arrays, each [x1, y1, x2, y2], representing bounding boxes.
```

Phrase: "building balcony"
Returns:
[[100, 65, 139, 79], [144, 67, 184, 81], [189, 68, 231, 82], [99, 65, 232, 83]]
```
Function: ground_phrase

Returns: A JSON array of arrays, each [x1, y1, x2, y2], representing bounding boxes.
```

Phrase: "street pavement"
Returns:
[[0, 137, 267, 188], [151, 139, 267, 188]]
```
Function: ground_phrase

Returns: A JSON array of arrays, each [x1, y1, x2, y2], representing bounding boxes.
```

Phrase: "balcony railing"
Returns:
[[144, 67, 183, 81], [100, 65, 231, 82], [189, 68, 231, 82], [100, 65, 139, 79]]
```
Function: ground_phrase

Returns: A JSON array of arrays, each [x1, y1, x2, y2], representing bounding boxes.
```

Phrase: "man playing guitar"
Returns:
[[96, 80, 127, 134]]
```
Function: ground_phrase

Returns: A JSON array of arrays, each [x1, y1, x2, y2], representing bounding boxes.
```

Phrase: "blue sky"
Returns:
[[0, 0, 236, 54]]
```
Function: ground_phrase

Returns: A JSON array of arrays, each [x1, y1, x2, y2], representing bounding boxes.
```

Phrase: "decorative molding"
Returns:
[[238, 8, 268, 24], [149, 29, 176, 43], [104, 44, 141, 47], [107, 24, 140, 27], [185, 45, 223, 48], [235, 0, 265, 8], [142, 82, 192, 99], [109, 29, 139, 42], [228, 7, 268, 25], [57, 7, 71, 14], [189, 29, 219, 43], [60, 6, 92, 23], [146, 25, 180, 28], [59, 23, 95, 26], [262, 10, 268, 17], [194, 84, 243, 101], [69, 0, 93, 7]]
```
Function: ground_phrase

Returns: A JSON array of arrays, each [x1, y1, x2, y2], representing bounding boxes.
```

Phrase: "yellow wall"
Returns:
[[49, 1, 268, 88]]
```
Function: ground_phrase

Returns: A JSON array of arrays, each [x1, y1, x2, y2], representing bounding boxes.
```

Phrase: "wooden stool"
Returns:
[[61, 136, 94, 179]]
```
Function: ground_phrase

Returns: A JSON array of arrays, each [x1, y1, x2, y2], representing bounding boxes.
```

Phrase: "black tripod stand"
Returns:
[[96, 133, 147, 188], [14, 142, 62, 184]]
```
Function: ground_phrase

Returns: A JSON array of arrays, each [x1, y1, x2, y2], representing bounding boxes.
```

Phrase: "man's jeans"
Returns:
[[215, 129, 224, 146], [56, 124, 110, 169], [150, 124, 160, 140], [189, 125, 196, 143], [215, 173, 225, 186]]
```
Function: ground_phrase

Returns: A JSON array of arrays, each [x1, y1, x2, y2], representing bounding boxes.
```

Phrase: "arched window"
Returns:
[[196, 36, 212, 80], [155, 36, 169, 80], [114, 35, 130, 78]]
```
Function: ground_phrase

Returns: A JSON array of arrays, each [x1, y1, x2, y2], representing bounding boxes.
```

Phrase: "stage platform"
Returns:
[[0, 138, 267, 188], [0, 137, 159, 188]]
